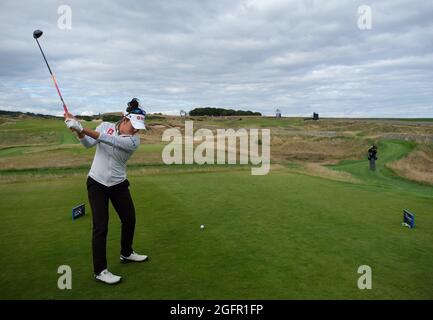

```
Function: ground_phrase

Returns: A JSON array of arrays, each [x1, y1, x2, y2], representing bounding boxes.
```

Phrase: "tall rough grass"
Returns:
[[387, 144, 433, 185]]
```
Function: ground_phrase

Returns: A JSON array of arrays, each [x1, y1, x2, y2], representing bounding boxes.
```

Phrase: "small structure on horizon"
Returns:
[[180, 109, 188, 117], [275, 109, 282, 118], [304, 112, 320, 121]]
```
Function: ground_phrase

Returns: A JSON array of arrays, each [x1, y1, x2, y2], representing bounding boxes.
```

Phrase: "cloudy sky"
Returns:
[[0, 0, 432, 117]]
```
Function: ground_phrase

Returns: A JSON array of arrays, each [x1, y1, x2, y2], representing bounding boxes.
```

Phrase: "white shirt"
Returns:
[[80, 122, 140, 187]]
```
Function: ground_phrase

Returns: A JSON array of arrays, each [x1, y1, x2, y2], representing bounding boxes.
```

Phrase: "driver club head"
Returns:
[[33, 30, 43, 39]]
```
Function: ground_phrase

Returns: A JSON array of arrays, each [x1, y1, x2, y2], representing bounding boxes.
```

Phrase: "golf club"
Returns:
[[33, 29, 69, 113]]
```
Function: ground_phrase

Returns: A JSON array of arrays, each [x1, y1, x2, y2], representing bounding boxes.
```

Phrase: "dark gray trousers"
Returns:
[[87, 177, 136, 274]]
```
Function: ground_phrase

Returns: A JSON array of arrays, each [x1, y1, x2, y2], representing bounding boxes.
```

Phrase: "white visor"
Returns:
[[125, 113, 146, 129]]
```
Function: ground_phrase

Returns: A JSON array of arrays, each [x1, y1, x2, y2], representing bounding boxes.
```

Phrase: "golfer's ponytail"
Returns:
[[126, 98, 140, 113]]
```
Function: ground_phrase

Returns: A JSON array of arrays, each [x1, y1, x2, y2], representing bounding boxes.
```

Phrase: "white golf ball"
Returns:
[[200, 224, 205, 230]]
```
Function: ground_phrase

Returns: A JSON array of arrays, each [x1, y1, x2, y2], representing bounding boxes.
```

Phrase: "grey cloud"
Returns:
[[0, 0, 432, 117]]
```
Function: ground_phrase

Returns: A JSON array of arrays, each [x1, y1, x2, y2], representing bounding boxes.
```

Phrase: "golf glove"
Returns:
[[65, 118, 83, 133]]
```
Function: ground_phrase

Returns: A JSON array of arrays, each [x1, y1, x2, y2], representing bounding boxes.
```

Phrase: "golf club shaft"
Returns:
[[35, 38, 69, 114]]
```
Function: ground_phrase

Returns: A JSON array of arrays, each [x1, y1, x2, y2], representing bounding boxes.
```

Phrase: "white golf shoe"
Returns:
[[95, 269, 122, 285], [120, 251, 148, 263]]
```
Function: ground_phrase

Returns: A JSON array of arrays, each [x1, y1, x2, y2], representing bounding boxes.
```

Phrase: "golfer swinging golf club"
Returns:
[[64, 98, 148, 285]]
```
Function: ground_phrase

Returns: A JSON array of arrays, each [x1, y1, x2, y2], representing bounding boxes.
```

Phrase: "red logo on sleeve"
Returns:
[[107, 128, 114, 135]]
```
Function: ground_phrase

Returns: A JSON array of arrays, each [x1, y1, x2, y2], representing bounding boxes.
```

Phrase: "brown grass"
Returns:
[[2, 116, 433, 183], [271, 135, 367, 163], [289, 163, 361, 184], [0, 150, 93, 170], [387, 144, 433, 185]]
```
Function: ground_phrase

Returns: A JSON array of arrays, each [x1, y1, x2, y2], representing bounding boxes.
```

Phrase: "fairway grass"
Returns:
[[1, 167, 432, 299]]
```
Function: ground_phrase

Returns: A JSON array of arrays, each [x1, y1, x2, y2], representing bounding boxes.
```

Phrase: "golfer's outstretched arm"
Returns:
[[64, 112, 100, 148], [75, 127, 100, 148], [78, 128, 100, 140], [97, 133, 140, 152], [78, 127, 139, 152], [65, 113, 138, 152]]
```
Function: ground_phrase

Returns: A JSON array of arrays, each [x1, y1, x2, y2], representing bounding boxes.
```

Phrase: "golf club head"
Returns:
[[33, 30, 43, 39]]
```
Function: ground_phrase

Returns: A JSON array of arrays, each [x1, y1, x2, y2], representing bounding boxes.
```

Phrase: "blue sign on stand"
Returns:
[[403, 209, 415, 228], [72, 204, 85, 220]]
